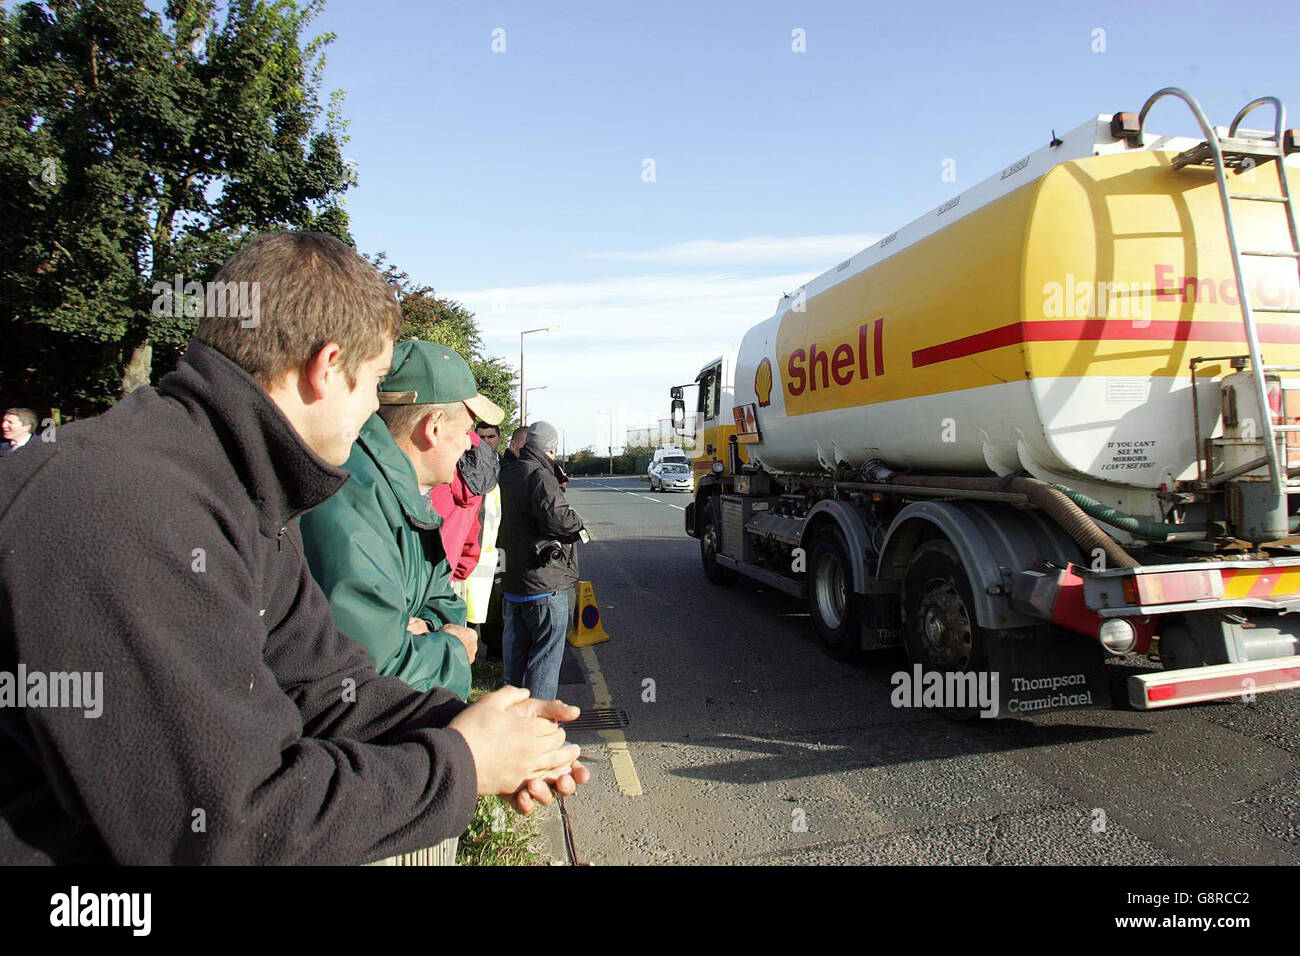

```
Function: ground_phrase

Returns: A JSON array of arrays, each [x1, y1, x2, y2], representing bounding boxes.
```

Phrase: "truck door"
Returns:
[[697, 361, 722, 456]]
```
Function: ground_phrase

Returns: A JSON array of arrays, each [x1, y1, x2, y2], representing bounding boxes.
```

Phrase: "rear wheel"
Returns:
[[807, 525, 862, 660], [700, 496, 736, 585], [902, 539, 992, 719]]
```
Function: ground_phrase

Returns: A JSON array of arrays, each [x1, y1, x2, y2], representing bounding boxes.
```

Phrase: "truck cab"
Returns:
[[672, 348, 749, 490]]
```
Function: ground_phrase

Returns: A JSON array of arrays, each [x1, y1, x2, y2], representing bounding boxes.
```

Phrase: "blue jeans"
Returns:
[[502, 590, 570, 701]]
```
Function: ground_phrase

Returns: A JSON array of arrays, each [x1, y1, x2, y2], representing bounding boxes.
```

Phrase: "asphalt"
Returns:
[[539, 476, 1300, 866]]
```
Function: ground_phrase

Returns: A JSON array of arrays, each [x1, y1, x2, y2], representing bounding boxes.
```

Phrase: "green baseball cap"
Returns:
[[378, 340, 505, 425]]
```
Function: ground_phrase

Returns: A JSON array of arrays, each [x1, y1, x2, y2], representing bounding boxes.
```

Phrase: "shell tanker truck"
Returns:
[[671, 88, 1300, 715]]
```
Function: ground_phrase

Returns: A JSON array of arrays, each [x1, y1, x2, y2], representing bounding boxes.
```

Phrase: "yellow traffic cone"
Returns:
[[567, 580, 610, 647]]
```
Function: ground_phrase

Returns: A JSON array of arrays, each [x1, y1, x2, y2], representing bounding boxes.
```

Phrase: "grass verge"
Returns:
[[455, 656, 548, 866]]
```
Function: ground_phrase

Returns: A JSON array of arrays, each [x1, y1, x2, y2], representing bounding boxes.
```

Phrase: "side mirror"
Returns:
[[671, 397, 685, 432]]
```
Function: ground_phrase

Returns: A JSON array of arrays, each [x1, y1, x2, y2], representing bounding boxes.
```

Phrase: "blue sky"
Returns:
[[311, 0, 1300, 453]]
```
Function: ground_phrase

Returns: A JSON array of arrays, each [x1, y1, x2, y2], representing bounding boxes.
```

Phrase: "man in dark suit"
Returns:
[[0, 408, 37, 459]]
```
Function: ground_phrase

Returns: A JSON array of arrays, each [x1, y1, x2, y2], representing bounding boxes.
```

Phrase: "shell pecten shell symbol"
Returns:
[[755, 357, 774, 407]]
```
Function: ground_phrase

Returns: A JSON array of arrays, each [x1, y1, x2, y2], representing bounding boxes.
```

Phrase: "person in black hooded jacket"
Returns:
[[497, 420, 585, 699]]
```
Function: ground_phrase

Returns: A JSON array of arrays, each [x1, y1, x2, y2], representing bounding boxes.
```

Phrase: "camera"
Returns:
[[533, 538, 565, 565]]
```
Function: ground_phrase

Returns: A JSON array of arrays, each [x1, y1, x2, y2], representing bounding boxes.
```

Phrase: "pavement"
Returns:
[[535, 476, 1300, 866]]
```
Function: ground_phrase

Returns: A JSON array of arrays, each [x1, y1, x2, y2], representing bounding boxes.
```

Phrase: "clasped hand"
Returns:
[[449, 686, 590, 815]]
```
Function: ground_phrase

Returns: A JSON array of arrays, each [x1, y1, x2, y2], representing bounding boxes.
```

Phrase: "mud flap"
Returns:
[[984, 628, 1112, 717], [862, 590, 902, 651]]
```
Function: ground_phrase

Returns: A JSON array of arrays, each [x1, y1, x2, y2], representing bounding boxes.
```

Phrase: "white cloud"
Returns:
[[445, 234, 883, 452], [580, 233, 881, 266], [451, 271, 814, 350]]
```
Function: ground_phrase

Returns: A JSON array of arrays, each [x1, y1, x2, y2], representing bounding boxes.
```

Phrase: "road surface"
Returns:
[[544, 476, 1299, 865]]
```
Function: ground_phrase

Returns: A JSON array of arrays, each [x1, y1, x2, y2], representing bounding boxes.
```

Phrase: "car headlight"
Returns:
[[711, 460, 724, 474]]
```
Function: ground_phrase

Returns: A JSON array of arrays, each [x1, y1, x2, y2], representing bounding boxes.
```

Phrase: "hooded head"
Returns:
[[526, 420, 559, 455]]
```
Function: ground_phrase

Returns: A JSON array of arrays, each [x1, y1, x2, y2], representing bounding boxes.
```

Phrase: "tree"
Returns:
[[466, 352, 518, 433], [370, 253, 519, 430], [0, 0, 354, 414], [565, 446, 601, 476]]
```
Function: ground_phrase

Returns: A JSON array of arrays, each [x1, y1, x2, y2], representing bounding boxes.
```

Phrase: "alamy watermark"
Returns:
[[0, 665, 103, 718], [50, 886, 150, 936], [151, 274, 260, 328], [890, 664, 999, 718], [1043, 273, 1152, 322]]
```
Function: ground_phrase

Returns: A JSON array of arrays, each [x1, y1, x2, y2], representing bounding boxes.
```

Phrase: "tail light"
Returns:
[[1120, 568, 1224, 605], [1267, 375, 1283, 423], [1110, 112, 1140, 142]]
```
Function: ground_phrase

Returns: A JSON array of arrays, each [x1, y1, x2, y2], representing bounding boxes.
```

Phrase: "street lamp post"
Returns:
[[598, 410, 614, 477], [524, 385, 548, 426], [519, 327, 557, 426]]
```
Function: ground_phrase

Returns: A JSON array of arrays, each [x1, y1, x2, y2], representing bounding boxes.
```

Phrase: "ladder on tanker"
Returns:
[[1134, 89, 1300, 498]]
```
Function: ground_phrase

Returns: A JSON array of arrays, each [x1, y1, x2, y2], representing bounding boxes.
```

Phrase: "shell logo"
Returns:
[[754, 357, 774, 407]]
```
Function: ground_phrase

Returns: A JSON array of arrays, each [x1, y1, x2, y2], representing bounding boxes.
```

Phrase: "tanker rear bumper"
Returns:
[[1082, 558, 1300, 617], [1129, 655, 1300, 709]]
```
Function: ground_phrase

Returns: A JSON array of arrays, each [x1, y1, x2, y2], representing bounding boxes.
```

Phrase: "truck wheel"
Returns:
[[902, 539, 992, 719], [807, 525, 862, 660], [701, 497, 736, 585]]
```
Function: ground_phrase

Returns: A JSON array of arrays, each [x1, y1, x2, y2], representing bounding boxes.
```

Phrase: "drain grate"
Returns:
[[566, 708, 629, 731]]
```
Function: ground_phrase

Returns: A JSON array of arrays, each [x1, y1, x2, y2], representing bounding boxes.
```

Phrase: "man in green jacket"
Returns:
[[301, 340, 505, 701]]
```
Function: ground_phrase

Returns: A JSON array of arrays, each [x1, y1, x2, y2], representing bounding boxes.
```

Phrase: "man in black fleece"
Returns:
[[0, 232, 587, 864]]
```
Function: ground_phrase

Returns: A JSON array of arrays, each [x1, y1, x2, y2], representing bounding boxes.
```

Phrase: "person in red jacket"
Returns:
[[430, 427, 499, 585]]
